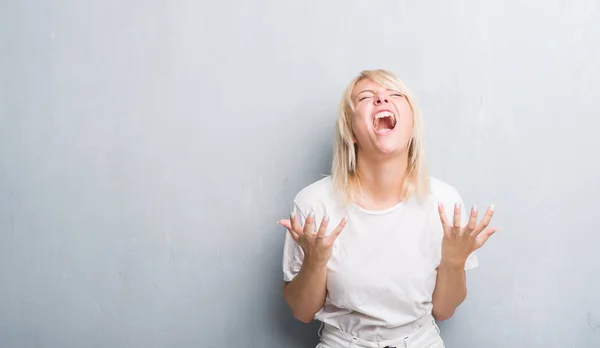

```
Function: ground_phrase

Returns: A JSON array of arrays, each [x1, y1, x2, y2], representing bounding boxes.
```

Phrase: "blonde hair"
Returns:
[[331, 69, 430, 204]]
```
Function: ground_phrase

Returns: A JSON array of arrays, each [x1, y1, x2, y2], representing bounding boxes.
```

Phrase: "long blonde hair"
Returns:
[[331, 69, 430, 204]]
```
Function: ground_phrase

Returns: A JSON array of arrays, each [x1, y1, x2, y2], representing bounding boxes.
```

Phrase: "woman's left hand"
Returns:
[[438, 202, 499, 267]]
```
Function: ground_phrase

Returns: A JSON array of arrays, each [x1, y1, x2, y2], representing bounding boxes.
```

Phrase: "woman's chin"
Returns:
[[374, 143, 407, 157]]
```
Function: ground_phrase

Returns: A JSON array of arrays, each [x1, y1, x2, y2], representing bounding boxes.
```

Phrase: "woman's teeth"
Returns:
[[373, 111, 396, 130]]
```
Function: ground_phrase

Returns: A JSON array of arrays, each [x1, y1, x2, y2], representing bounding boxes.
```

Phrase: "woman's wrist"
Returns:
[[303, 255, 329, 271], [439, 256, 466, 269]]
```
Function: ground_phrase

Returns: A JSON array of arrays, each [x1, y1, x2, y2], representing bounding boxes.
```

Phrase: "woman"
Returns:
[[278, 69, 498, 348]]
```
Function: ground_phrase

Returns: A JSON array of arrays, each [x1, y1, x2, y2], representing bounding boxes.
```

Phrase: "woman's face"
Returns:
[[351, 78, 414, 157]]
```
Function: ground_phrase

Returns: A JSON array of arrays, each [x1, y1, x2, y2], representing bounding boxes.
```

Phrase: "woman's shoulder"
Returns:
[[428, 176, 463, 203], [292, 175, 340, 209]]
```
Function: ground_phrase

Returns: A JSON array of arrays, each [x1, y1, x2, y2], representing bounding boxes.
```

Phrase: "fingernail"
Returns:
[[455, 202, 461, 209], [473, 205, 478, 212], [308, 211, 315, 218], [490, 204, 495, 211], [323, 214, 330, 222], [290, 212, 296, 219]]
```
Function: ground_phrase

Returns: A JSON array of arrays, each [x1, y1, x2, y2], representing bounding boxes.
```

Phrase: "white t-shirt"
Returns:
[[282, 176, 477, 340]]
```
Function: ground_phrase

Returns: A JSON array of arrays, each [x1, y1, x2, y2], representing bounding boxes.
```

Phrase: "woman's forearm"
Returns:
[[431, 261, 467, 321], [283, 259, 328, 323]]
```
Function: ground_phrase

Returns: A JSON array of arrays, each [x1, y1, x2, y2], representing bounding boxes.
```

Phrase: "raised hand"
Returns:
[[278, 212, 347, 267], [438, 203, 499, 267]]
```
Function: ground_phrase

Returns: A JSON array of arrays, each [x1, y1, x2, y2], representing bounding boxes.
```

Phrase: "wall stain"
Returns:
[[587, 312, 600, 333]]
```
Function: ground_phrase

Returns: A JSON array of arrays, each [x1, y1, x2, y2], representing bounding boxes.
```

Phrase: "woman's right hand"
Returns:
[[278, 212, 347, 267]]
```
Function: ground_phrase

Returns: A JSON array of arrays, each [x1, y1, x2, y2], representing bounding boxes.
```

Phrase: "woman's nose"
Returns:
[[375, 95, 388, 104]]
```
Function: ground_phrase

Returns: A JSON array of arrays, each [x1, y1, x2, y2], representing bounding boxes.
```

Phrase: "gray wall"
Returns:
[[1, 1, 599, 347]]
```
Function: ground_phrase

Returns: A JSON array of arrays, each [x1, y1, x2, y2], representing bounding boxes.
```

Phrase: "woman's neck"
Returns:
[[355, 152, 409, 210]]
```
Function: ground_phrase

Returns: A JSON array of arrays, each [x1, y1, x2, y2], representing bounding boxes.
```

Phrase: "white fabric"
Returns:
[[317, 314, 444, 348], [282, 176, 477, 341]]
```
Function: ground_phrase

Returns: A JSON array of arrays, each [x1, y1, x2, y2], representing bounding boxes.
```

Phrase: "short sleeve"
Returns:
[[282, 203, 307, 282]]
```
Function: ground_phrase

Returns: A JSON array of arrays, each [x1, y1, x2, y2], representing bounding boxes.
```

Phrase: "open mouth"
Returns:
[[373, 110, 397, 133]]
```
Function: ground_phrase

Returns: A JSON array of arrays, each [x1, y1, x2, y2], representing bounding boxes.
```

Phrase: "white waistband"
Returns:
[[319, 314, 437, 348]]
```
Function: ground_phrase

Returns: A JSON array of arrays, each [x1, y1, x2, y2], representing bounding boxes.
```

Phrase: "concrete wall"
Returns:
[[1, 1, 599, 347]]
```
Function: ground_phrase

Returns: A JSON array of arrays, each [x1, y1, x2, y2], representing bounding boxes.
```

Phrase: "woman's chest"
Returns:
[[332, 209, 439, 267], [325, 209, 442, 304]]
